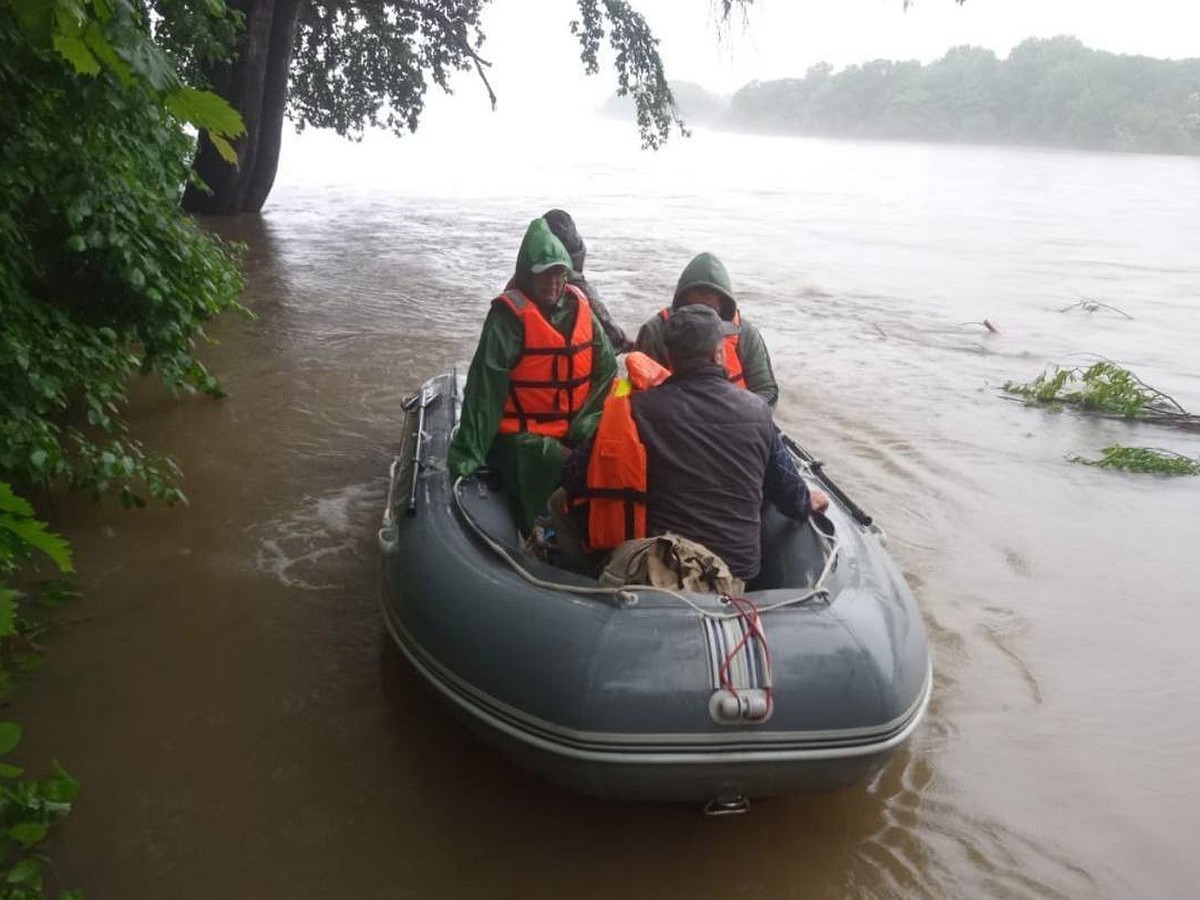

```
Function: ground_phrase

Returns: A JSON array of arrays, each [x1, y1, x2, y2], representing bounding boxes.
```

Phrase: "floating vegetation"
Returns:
[[1006, 362, 1200, 475], [1069, 446, 1200, 475], [1058, 296, 1133, 319], [1004, 361, 1200, 428]]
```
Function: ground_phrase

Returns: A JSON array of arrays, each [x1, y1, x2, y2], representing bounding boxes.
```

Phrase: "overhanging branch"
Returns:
[[392, 0, 497, 109]]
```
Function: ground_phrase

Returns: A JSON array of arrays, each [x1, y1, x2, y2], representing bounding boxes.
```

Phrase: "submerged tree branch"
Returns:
[[1058, 296, 1134, 319], [1004, 360, 1199, 429]]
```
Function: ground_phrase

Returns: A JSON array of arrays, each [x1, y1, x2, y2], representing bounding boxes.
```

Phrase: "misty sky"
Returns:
[[415, 0, 1200, 126]]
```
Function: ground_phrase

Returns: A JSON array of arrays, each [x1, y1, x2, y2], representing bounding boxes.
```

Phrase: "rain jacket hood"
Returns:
[[514, 218, 574, 297], [543, 208, 587, 276], [671, 252, 737, 320]]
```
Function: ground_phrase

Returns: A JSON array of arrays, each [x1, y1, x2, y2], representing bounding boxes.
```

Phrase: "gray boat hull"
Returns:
[[379, 373, 931, 804]]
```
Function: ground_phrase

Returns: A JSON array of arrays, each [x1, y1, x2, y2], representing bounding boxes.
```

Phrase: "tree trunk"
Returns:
[[241, 0, 302, 212], [182, 0, 303, 215]]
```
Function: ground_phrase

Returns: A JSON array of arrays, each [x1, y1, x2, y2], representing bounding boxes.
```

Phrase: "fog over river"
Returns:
[[19, 116, 1200, 898]]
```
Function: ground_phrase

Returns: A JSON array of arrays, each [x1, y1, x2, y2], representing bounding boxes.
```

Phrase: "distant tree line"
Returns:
[[725, 37, 1200, 155]]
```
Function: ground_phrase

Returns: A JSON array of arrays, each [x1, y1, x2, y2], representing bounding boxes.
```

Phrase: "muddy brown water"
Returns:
[[15, 124, 1200, 898]]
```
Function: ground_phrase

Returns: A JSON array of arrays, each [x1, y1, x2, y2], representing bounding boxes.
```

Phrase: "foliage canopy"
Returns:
[[0, 482, 81, 899], [1, 1, 245, 506], [269, 0, 714, 148], [0, 5, 250, 892], [169, 0, 771, 213]]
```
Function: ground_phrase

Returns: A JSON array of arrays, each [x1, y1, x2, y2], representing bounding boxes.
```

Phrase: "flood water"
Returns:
[[17, 117, 1200, 898]]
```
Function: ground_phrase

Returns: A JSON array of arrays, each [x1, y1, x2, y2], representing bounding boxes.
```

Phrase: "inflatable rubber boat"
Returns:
[[378, 372, 931, 811]]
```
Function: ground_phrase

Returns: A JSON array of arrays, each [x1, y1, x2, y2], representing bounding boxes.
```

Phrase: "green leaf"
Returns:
[[0, 517, 74, 574], [11, 0, 53, 42], [43, 763, 80, 804], [0, 723, 22, 756], [113, 28, 180, 92], [165, 88, 245, 137], [52, 34, 102, 75], [0, 590, 17, 639], [0, 762, 25, 779], [8, 822, 48, 849], [51, 0, 89, 34], [208, 132, 240, 166], [83, 20, 133, 84], [0, 485, 34, 518], [66, 235, 86, 252], [5, 855, 43, 888]]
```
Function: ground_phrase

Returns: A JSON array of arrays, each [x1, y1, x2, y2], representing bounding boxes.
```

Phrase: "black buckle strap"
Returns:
[[502, 409, 572, 423], [518, 340, 591, 356], [507, 373, 592, 390], [581, 487, 648, 501]]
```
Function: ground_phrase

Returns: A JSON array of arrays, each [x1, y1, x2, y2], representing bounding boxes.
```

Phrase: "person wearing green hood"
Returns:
[[634, 252, 779, 407], [449, 218, 617, 531]]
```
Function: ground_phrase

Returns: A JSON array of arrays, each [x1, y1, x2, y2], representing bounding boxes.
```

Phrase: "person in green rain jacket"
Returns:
[[449, 218, 617, 531], [635, 252, 779, 407]]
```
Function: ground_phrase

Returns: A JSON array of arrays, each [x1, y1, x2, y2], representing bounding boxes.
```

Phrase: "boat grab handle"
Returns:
[[377, 523, 398, 556], [407, 386, 435, 518]]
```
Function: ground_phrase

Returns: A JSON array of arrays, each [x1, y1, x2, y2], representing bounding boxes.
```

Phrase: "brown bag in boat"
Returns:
[[599, 534, 744, 594]]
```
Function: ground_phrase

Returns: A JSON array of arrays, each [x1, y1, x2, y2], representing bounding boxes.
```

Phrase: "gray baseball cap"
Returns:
[[664, 304, 736, 358]]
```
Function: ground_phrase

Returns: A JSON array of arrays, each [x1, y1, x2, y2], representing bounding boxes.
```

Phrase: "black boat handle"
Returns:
[[406, 386, 436, 518], [781, 433, 873, 528]]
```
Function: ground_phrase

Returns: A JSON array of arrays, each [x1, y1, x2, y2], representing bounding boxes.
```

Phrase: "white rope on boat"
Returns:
[[450, 476, 838, 621]]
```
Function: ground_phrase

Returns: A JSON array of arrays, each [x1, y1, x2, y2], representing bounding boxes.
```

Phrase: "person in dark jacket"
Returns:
[[564, 304, 826, 581], [635, 252, 778, 406], [542, 208, 634, 353]]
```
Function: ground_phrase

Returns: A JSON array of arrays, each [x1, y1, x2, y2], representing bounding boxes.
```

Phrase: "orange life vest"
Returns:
[[659, 307, 745, 388], [496, 285, 594, 440], [575, 352, 670, 550]]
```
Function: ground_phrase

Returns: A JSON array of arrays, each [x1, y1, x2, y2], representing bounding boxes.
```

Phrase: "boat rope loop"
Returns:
[[715, 594, 774, 722], [451, 477, 839, 621]]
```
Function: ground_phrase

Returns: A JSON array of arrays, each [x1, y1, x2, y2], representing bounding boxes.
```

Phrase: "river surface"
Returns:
[[17, 117, 1200, 898]]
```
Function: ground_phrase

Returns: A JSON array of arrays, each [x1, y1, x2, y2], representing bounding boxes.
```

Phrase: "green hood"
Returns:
[[514, 218, 573, 296], [672, 252, 737, 318]]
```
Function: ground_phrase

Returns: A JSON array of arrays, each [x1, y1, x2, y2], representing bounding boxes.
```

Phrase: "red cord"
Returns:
[[717, 595, 774, 721]]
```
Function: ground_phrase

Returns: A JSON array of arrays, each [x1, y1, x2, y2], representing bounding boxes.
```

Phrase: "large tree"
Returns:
[[171, 0, 756, 215]]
